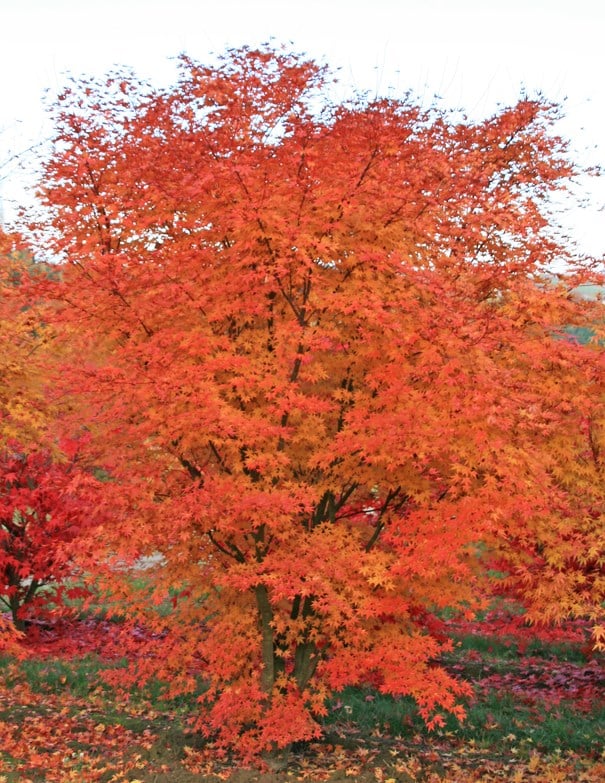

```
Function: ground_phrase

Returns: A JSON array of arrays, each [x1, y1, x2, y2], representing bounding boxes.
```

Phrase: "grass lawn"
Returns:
[[0, 607, 603, 782]]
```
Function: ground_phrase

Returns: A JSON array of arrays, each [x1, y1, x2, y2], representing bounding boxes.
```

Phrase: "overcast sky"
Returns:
[[1, 0, 604, 256]]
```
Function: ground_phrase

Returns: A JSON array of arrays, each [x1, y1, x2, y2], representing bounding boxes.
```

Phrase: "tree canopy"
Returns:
[[33, 46, 605, 758]]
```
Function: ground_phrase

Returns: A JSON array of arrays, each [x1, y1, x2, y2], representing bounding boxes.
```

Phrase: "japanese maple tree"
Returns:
[[489, 365, 605, 649], [0, 230, 51, 447], [38, 46, 605, 757], [0, 440, 96, 631]]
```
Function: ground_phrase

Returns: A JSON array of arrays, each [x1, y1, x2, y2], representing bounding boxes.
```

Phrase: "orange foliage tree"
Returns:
[[38, 47, 604, 757], [0, 230, 51, 446], [490, 337, 605, 648]]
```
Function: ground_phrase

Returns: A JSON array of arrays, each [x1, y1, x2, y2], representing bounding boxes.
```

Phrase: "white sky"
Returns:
[[1, 0, 604, 257]]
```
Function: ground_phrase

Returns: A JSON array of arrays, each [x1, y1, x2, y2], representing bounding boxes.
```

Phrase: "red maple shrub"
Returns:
[[0, 441, 96, 631]]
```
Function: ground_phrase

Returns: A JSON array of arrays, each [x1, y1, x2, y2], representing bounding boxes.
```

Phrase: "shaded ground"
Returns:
[[0, 609, 603, 782]]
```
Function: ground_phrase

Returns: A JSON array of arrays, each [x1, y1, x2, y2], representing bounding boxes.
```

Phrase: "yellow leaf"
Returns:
[[527, 751, 541, 773]]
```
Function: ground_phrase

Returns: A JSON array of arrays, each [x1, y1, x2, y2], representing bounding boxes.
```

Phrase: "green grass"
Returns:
[[0, 652, 207, 712], [449, 632, 589, 663], [0, 653, 106, 701], [20, 655, 107, 698], [446, 692, 605, 757], [326, 687, 422, 734], [326, 686, 605, 758]]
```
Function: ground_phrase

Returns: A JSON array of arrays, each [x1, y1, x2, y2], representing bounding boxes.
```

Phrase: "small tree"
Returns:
[[39, 46, 605, 759], [0, 442, 93, 630]]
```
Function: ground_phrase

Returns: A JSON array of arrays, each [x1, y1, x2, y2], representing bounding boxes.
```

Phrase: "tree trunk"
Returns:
[[294, 640, 319, 692], [10, 595, 26, 632], [255, 583, 275, 695]]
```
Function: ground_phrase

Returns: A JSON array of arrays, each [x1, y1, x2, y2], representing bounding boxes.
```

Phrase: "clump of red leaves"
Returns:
[[476, 657, 603, 711], [18, 616, 165, 661], [443, 605, 604, 712], [446, 606, 592, 650]]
